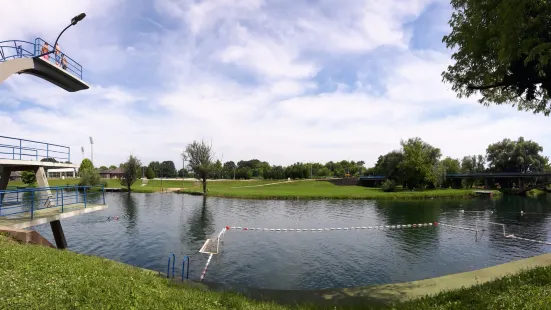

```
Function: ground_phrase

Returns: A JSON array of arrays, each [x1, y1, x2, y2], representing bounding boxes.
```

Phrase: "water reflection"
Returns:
[[30, 193, 551, 290], [121, 193, 138, 234]]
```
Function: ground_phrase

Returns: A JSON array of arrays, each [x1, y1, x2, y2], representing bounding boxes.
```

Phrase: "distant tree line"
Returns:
[[141, 158, 366, 181], [365, 137, 549, 190]]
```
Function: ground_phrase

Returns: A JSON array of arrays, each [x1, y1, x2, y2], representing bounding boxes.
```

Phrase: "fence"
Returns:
[[0, 38, 83, 79], [0, 135, 71, 162], [0, 185, 105, 219]]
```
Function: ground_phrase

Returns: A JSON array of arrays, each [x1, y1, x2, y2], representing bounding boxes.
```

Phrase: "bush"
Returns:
[[381, 179, 396, 192], [78, 168, 101, 186], [21, 171, 36, 186]]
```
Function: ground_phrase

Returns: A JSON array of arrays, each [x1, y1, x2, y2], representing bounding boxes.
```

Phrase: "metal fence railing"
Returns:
[[0, 135, 71, 162], [0, 185, 105, 220], [0, 38, 83, 79]]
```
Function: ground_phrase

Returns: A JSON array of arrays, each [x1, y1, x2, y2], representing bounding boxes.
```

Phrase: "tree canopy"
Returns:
[[443, 0, 551, 114], [120, 155, 142, 192], [79, 159, 94, 172], [486, 137, 547, 172], [186, 140, 215, 193]]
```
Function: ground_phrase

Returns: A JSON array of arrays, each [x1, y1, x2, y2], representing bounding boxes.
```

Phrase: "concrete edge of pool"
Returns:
[[177, 253, 551, 306]]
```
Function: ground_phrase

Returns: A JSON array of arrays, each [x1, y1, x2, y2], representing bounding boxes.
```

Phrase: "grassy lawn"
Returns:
[[182, 180, 498, 200], [2, 234, 551, 309], [8, 178, 497, 199]]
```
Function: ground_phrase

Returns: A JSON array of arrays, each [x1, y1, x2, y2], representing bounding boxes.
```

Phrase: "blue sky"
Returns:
[[1, 0, 550, 168]]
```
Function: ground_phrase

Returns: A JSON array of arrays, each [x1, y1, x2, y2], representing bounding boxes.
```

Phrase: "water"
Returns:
[[32, 193, 551, 290]]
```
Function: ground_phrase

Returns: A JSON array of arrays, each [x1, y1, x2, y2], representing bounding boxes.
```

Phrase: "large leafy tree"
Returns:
[[371, 151, 404, 182], [399, 138, 442, 189], [486, 137, 548, 172], [443, 0, 551, 114], [186, 140, 215, 193], [79, 158, 94, 172]]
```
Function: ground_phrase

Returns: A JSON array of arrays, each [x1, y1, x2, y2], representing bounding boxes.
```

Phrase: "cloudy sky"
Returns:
[[1, 0, 549, 169]]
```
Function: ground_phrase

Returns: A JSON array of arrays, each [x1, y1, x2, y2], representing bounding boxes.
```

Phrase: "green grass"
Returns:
[[8, 178, 498, 199], [1, 234, 551, 309], [181, 180, 499, 200]]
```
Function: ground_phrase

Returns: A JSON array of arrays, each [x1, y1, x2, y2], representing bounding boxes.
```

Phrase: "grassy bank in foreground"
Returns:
[[181, 180, 499, 199], [2, 234, 551, 310]]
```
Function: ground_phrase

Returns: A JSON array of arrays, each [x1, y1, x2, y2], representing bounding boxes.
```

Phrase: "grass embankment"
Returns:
[[9, 179, 500, 199], [2, 234, 551, 310], [181, 180, 499, 200]]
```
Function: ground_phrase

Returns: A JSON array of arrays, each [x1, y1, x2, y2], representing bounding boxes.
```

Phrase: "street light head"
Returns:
[[89, 136, 94, 144], [71, 13, 86, 25]]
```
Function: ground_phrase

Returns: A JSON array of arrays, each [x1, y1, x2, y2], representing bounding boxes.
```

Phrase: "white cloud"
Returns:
[[1, 0, 550, 170]]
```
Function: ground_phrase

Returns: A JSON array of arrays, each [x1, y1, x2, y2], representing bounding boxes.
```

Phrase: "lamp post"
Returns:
[[81, 146, 84, 162], [89, 136, 94, 166], [34, 13, 86, 58]]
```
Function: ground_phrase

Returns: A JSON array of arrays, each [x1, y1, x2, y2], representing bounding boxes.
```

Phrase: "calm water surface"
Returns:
[[32, 193, 551, 290]]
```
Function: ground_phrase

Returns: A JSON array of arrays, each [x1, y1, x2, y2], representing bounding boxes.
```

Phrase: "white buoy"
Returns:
[[460, 210, 464, 213], [521, 211, 524, 215]]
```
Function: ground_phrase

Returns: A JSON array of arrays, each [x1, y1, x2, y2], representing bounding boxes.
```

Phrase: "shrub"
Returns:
[[78, 168, 101, 186], [21, 171, 36, 186], [381, 179, 396, 192]]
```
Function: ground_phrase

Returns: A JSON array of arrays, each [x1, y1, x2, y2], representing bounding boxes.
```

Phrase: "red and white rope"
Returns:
[[200, 253, 213, 281], [225, 222, 440, 232]]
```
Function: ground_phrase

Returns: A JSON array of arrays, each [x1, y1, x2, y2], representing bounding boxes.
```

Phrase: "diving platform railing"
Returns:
[[0, 185, 105, 220], [0, 38, 83, 79], [0, 38, 88, 91], [0, 135, 71, 162]]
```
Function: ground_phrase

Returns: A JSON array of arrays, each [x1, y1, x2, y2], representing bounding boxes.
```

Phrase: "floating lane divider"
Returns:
[[224, 222, 448, 232]]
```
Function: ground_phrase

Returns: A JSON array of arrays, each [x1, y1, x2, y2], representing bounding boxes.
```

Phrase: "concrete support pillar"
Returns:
[[0, 166, 13, 203], [50, 220, 67, 249], [34, 167, 53, 207], [484, 178, 490, 189], [519, 178, 524, 190]]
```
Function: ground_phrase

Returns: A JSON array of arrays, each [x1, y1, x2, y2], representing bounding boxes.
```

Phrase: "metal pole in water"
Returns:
[[30, 190, 35, 220], [61, 189, 64, 213], [102, 185, 105, 205], [83, 187, 87, 208]]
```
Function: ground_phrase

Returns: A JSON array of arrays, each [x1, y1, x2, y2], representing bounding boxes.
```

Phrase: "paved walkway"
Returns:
[[229, 180, 302, 189], [195, 253, 551, 307]]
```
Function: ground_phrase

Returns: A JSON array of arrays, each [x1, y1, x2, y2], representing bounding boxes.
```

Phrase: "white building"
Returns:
[[47, 168, 76, 179]]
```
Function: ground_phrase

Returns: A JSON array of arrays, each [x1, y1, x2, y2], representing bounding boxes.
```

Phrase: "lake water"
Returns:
[[32, 193, 551, 290]]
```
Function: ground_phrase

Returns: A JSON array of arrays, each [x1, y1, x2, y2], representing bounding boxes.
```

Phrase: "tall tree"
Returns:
[[109, 165, 117, 170], [399, 138, 441, 189], [145, 166, 156, 179], [486, 137, 547, 172], [161, 161, 177, 178], [120, 155, 141, 192], [443, 0, 551, 114], [371, 151, 404, 181], [186, 140, 215, 194], [79, 158, 94, 172]]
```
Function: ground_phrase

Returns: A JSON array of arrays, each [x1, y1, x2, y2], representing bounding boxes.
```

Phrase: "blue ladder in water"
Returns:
[[167, 253, 190, 280]]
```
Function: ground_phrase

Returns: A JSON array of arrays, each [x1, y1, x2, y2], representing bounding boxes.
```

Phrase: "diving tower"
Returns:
[[0, 38, 89, 92], [0, 136, 106, 250]]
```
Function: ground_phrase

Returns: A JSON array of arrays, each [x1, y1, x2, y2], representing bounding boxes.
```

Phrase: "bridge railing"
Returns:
[[0, 38, 83, 80], [0, 185, 106, 219], [0, 135, 71, 162]]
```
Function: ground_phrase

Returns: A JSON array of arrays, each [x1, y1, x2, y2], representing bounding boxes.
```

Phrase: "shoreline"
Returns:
[[177, 189, 502, 200], [195, 253, 551, 306]]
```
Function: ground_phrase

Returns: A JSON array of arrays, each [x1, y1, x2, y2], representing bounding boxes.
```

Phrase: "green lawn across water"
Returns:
[[8, 178, 498, 199], [2, 234, 551, 309]]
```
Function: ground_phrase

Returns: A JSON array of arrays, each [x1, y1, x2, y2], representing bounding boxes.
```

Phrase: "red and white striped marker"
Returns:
[[200, 253, 213, 281], [225, 222, 440, 232]]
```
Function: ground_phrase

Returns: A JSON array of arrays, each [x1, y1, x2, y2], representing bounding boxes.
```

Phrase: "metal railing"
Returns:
[[166, 253, 191, 280], [0, 136, 71, 162], [0, 38, 83, 79], [0, 185, 105, 219]]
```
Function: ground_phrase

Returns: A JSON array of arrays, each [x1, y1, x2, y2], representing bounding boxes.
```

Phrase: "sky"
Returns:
[[1, 0, 550, 169]]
